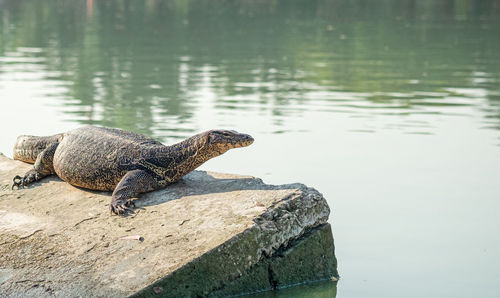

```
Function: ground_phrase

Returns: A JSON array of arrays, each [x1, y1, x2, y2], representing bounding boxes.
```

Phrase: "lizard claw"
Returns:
[[110, 199, 135, 215], [12, 175, 24, 190]]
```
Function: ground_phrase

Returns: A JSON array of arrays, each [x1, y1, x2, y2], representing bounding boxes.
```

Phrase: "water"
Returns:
[[1, 1, 500, 297]]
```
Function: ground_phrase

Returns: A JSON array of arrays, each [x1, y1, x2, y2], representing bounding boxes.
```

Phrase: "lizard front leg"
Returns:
[[12, 142, 59, 189], [110, 169, 161, 215]]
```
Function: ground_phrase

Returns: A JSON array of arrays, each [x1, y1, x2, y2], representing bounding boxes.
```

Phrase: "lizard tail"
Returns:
[[13, 133, 64, 163]]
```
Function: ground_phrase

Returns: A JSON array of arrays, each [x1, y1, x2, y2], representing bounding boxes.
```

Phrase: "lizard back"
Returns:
[[53, 126, 163, 191]]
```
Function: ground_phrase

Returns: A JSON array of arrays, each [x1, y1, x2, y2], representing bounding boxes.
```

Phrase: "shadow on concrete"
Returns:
[[135, 171, 301, 209], [11, 170, 302, 215]]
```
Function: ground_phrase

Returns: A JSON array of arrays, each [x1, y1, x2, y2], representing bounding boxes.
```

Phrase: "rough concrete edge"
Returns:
[[269, 223, 339, 289], [131, 185, 331, 297], [211, 223, 339, 297]]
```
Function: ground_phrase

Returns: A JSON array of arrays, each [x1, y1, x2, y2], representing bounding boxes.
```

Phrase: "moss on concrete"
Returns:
[[133, 224, 337, 297], [270, 224, 338, 289]]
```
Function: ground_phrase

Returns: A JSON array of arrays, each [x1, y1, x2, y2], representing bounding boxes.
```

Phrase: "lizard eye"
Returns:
[[213, 130, 232, 138], [207, 130, 238, 145]]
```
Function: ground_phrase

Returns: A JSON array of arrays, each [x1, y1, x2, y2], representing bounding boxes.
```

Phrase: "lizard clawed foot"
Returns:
[[110, 199, 136, 215], [12, 175, 24, 190], [11, 171, 40, 190]]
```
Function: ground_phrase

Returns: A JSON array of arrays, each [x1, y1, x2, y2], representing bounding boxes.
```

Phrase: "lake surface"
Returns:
[[1, 1, 500, 297]]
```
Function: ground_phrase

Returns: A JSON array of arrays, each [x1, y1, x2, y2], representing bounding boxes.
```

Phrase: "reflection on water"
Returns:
[[253, 280, 337, 298], [1, 1, 500, 297], [1, 0, 499, 144]]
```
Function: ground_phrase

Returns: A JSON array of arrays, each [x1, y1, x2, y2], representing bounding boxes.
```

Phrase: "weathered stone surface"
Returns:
[[0, 153, 337, 297], [207, 224, 338, 297]]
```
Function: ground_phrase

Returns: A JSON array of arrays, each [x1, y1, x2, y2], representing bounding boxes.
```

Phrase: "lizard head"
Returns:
[[166, 129, 254, 174], [204, 129, 254, 154]]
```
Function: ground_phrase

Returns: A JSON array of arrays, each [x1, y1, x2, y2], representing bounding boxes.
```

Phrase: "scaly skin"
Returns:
[[11, 126, 254, 215]]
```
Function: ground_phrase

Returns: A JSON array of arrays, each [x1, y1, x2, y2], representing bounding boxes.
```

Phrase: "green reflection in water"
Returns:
[[250, 280, 337, 298], [0, 0, 499, 142]]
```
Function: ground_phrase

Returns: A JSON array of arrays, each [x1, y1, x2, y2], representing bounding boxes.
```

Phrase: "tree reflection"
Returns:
[[0, 0, 499, 138]]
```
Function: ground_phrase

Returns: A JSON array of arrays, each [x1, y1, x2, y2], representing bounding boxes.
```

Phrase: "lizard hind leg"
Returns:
[[12, 142, 59, 189]]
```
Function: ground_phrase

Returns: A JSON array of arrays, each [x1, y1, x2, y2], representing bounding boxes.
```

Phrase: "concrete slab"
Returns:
[[0, 153, 337, 297]]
